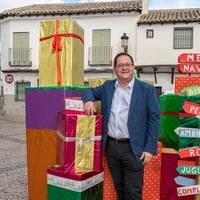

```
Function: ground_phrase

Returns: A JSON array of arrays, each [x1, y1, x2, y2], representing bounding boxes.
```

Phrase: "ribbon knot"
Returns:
[[51, 33, 62, 53]]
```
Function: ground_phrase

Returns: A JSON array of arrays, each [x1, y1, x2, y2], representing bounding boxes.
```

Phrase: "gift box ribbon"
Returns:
[[160, 111, 196, 117], [40, 20, 84, 85], [57, 130, 102, 145]]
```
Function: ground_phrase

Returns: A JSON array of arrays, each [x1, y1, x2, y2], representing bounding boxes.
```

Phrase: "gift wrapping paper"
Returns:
[[102, 142, 162, 200], [161, 148, 197, 200], [57, 112, 103, 173], [142, 141, 162, 200], [65, 97, 85, 115], [159, 94, 200, 150], [175, 76, 200, 94], [39, 18, 84, 86], [47, 166, 103, 200], [26, 86, 86, 130]]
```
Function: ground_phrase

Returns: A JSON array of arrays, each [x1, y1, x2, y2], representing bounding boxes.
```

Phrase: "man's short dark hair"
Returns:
[[114, 52, 134, 67]]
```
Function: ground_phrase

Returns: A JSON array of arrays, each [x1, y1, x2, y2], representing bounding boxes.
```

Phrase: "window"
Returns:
[[15, 80, 31, 101], [173, 27, 193, 49], [89, 29, 112, 65], [10, 32, 31, 66], [146, 29, 154, 38]]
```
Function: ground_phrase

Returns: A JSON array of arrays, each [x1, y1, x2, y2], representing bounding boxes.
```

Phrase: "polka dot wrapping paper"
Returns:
[[175, 77, 200, 94], [102, 142, 162, 200], [142, 142, 162, 200], [102, 152, 117, 200]]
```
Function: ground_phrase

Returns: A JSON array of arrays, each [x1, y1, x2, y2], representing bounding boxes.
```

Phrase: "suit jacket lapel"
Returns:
[[107, 81, 116, 118], [128, 79, 141, 120]]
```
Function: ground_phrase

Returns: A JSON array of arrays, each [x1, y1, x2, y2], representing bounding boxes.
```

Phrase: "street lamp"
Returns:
[[121, 33, 129, 53]]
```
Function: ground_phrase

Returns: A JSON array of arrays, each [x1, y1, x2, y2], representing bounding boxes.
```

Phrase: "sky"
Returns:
[[0, 0, 200, 12]]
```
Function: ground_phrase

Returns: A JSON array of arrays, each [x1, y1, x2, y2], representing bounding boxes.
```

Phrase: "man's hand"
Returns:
[[84, 101, 96, 115], [140, 151, 153, 165]]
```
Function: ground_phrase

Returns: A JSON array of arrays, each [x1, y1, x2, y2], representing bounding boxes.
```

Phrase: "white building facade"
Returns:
[[0, 0, 200, 115]]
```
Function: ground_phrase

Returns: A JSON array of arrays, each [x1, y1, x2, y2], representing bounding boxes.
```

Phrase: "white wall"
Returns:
[[1, 19, 41, 71], [135, 22, 200, 92], [136, 22, 200, 65], [72, 13, 140, 69]]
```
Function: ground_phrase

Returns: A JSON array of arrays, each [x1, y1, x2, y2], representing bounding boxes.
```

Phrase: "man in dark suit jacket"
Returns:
[[82, 52, 160, 200]]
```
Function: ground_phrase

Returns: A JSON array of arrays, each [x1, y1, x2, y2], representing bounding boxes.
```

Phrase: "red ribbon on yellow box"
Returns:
[[40, 20, 84, 86]]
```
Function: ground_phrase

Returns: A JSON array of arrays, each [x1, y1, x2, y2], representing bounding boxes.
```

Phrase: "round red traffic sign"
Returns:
[[5, 74, 14, 84]]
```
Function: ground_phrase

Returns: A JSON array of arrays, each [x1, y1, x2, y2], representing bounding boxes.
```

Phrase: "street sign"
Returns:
[[178, 63, 200, 74], [182, 85, 200, 97], [175, 127, 200, 138], [178, 53, 200, 63], [177, 185, 200, 196], [179, 146, 200, 158], [177, 165, 200, 175], [178, 160, 197, 167], [183, 101, 200, 116], [175, 176, 196, 187], [5, 74, 14, 84]]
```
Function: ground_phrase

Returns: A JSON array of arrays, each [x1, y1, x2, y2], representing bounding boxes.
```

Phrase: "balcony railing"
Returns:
[[9, 48, 32, 66], [88, 46, 112, 66]]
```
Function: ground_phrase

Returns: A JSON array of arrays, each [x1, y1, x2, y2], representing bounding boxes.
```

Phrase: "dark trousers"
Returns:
[[107, 139, 144, 200]]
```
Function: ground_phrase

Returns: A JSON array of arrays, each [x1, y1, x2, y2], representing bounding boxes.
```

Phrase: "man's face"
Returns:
[[113, 55, 135, 82]]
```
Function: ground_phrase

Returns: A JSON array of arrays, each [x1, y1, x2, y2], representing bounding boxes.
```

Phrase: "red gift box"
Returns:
[[102, 142, 162, 200], [161, 148, 197, 200], [142, 141, 162, 199], [175, 76, 200, 94], [57, 112, 103, 173]]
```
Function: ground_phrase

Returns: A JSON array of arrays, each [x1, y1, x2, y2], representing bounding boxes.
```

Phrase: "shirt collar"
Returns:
[[115, 78, 135, 89]]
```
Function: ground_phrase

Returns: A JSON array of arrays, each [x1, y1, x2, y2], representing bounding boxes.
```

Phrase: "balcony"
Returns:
[[88, 46, 112, 66], [9, 48, 32, 66]]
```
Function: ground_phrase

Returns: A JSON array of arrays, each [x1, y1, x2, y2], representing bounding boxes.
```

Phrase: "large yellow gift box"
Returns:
[[39, 19, 84, 86]]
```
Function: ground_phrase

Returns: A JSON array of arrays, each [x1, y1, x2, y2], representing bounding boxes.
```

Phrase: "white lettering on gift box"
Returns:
[[47, 172, 104, 192]]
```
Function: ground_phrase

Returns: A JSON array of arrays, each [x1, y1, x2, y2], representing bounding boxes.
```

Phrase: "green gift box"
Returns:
[[159, 94, 200, 150], [47, 166, 103, 200]]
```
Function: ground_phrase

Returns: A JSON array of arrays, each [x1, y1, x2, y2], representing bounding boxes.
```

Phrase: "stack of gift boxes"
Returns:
[[26, 18, 111, 200], [47, 97, 104, 200]]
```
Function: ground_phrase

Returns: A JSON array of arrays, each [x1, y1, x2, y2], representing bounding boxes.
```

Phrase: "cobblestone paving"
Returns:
[[0, 115, 28, 200]]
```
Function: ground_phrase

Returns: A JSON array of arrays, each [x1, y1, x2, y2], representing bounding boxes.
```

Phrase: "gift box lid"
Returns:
[[47, 166, 103, 192]]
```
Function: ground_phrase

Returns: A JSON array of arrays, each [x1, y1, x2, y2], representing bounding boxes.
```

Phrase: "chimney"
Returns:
[[142, 0, 149, 14]]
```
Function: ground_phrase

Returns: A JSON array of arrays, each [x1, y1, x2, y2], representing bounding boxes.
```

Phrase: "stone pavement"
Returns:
[[0, 114, 28, 200]]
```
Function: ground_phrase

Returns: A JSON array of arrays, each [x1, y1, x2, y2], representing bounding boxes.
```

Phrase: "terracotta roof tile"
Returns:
[[1, 1, 200, 24], [138, 8, 200, 24], [0, 1, 142, 18]]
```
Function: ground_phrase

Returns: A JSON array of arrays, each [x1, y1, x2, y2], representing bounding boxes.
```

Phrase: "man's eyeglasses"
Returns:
[[115, 63, 133, 68]]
